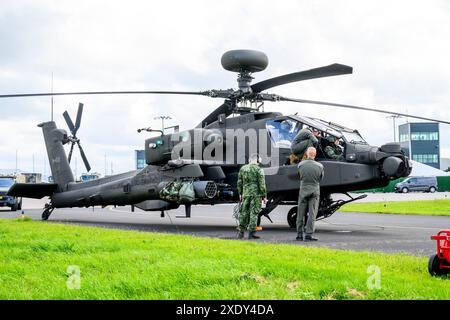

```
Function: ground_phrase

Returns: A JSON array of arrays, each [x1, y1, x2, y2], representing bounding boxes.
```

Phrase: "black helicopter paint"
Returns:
[[4, 50, 450, 228]]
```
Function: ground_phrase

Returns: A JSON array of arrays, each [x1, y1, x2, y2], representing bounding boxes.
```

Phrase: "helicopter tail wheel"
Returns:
[[287, 206, 298, 229]]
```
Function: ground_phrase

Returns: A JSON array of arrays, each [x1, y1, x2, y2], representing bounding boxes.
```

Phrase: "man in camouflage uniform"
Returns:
[[324, 136, 344, 161], [237, 154, 267, 239], [296, 147, 324, 242], [290, 127, 320, 163]]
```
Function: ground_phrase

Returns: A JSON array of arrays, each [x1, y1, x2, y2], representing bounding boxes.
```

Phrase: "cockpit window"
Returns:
[[341, 131, 367, 144], [266, 119, 301, 148]]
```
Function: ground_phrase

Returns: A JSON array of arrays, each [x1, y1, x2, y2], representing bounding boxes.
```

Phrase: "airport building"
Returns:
[[135, 150, 145, 170], [399, 122, 440, 169]]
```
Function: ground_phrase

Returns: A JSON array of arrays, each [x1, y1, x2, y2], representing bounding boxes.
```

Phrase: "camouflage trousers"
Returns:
[[239, 196, 262, 232]]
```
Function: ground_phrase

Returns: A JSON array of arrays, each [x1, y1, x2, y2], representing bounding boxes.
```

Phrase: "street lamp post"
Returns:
[[386, 115, 402, 142], [154, 116, 172, 134]]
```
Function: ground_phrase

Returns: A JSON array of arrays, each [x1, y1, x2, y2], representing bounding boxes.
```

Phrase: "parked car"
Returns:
[[0, 177, 22, 211], [395, 176, 438, 193]]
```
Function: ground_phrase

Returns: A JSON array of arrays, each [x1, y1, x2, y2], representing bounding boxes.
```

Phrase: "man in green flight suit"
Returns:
[[237, 154, 267, 239], [290, 127, 320, 163], [296, 147, 324, 242], [324, 136, 344, 161]]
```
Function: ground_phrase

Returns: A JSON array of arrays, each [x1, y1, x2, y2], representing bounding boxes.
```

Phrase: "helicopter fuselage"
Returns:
[[37, 110, 411, 223]]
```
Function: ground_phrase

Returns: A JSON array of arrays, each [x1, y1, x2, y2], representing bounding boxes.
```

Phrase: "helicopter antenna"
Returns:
[[51, 72, 54, 121]]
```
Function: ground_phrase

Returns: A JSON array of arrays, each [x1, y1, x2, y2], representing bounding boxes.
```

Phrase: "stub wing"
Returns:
[[7, 183, 58, 199]]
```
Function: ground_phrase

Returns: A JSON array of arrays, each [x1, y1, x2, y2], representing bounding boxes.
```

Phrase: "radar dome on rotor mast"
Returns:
[[221, 50, 269, 94], [221, 50, 269, 73]]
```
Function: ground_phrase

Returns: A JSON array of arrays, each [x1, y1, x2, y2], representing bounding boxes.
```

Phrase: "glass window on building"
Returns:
[[135, 150, 146, 169], [410, 132, 439, 141], [430, 132, 439, 140], [412, 154, 439, 163], [400, 133, 409, 142]]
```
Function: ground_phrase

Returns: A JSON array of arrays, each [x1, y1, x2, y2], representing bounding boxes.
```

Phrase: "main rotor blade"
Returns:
[[74, 103, 83, 133], [251, 64, 353, 94], [196, 100, 234, 128], [76, 141, 91, 172], [0, 90, 209, 98], [63, 111, 76, 134], [278, 96, 450, 125]]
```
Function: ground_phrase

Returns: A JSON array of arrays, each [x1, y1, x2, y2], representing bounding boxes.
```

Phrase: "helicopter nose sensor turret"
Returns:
[[382, 156, 406, 177]]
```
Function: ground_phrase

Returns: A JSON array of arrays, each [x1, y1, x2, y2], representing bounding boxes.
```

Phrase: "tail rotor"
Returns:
[[63, 103, 91, 172]]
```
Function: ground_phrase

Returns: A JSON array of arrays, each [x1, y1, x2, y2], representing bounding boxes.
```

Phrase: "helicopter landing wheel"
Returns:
[[41, 205, 54, 221], [287, 206, 298, 229], [42, 210, 50, 221]]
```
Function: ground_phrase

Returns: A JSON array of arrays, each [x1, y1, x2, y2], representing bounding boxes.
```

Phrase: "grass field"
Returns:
[[339, 200, 450, 216], [0, 217, 449, 300]]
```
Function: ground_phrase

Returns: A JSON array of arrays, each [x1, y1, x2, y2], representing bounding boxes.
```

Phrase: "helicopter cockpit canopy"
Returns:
[[265, 118, 301, 148], [266, 114, 367, 156], [266, 115, 343, 147], [309, 117, 367, 145]]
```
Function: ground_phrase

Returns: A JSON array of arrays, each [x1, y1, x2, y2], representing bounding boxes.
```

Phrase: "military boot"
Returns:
[[305, 235, 318, 242], [248, 231, 260, 239], [237, 231, 244, 239]]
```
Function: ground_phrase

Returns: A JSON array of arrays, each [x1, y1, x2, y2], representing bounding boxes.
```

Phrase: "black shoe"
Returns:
[[248, 231, 260, 239], [237, 231, 244, 239], [296, 236, 303, 241], [304, 236, 318, 242]]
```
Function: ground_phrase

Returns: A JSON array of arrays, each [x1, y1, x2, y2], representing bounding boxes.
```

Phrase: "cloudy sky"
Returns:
[[0, 0, 449, 177]]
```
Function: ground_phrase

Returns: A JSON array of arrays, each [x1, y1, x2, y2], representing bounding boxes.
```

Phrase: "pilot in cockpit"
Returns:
[[324, 136, 344, 161]]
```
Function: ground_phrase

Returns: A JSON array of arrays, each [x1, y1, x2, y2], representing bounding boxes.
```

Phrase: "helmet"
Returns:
[[327, 136, 337, 143]]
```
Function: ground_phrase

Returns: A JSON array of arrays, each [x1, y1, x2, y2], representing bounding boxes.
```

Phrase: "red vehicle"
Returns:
[[429, 230, 450, 276]]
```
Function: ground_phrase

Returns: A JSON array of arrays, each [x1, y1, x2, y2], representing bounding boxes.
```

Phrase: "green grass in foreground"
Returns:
[[339, 199, 450, 216], [0, 218, 449, 300]]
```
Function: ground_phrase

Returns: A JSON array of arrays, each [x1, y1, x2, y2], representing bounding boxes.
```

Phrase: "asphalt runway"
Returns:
[[1, 202, 449, 256]]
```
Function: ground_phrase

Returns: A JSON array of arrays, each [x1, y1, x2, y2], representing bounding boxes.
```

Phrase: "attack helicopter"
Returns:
[[4, 50, 450, 228]]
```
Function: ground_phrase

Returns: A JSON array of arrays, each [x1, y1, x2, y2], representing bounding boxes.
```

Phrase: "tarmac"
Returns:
[[1, 192, 449, 257]]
